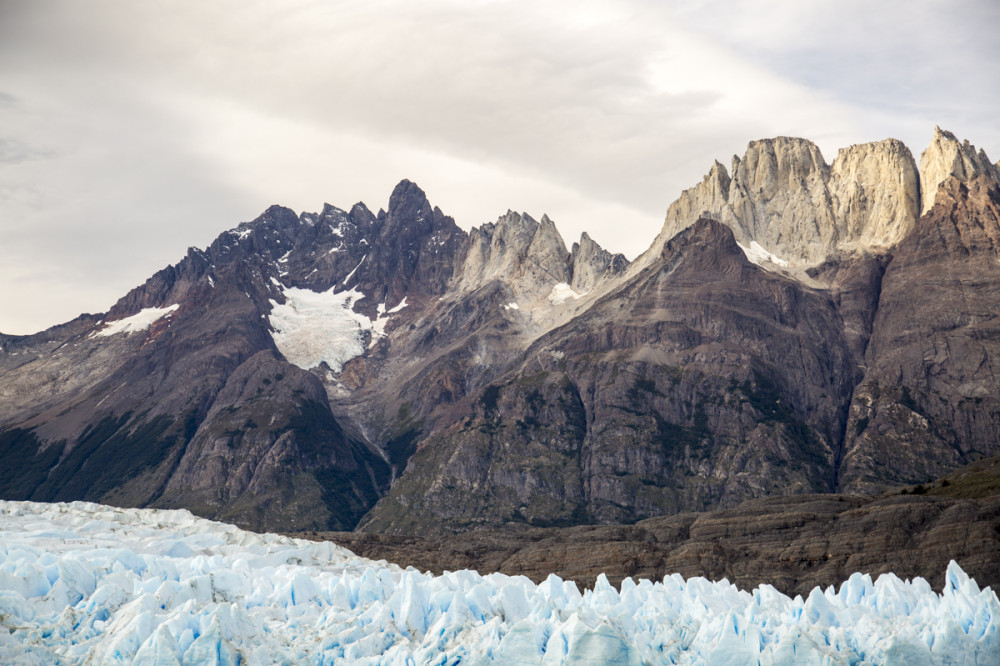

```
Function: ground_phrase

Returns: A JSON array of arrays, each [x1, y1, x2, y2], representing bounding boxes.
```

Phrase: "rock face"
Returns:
[[458, 211, 570, 305], [2, 128, 1000, 548], [458, 212, 626, 307], [569, 232, 628, 293], [646, 137, 921, 268], [840, 175, 1000, 492], [830, 138, 921, 249]]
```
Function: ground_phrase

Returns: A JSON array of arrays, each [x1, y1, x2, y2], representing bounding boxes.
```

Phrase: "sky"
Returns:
[[2, 0, 999, 335]]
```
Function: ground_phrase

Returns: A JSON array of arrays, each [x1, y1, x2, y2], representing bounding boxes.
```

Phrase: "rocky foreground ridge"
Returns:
[[316, 453, 1000, 597], [1, 128, 999, 551]]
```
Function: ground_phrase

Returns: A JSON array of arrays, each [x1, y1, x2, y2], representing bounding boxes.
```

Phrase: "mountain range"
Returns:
[[2, 126, 999, 569]]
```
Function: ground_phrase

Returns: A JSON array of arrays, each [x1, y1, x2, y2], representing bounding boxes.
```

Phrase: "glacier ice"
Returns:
[[268, 286, 373, 371], [267, 285, 406, 371], [1, 500, 998, 664]]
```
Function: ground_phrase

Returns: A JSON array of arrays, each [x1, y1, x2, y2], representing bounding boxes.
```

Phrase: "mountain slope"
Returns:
[[359, 217, 858, 534]]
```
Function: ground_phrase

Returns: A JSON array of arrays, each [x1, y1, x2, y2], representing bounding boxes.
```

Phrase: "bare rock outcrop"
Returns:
[[829, 138, 920, 249], [311, 455, 1000, 598], [646, 130, 998, 272], [919, 126, 1000, 214], [458, 212, 570, 304], [725, 137, 836, 264], [568, 232, 627, 293]]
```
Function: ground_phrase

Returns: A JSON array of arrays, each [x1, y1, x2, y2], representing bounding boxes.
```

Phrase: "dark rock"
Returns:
[[360, 218, 858, 533], [841, 176, 1000, 492], [308, 455, 1000, 597]]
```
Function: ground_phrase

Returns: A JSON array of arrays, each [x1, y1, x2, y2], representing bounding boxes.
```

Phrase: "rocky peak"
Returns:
[[353, 180, 466, 308], [661, 217, 747, 274], [642, 133, 958, 273], [220, 205, 301, 261], [492, 210, 541, 255], [829, 138, 920, 249], [726, 137, 835, 263], [638, 137, 842, 271], [919, 126, 1000, 215], [385, 179, 432, 223], [457, 211, 572, 302], [737, 137, 829, 193], [658, 160, 731, 242], [526, 215, 571, 285], [569, 232, 628, 293]]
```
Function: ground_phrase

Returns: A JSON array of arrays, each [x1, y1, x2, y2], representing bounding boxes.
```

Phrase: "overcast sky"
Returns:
[[2, 0, 999, 335]]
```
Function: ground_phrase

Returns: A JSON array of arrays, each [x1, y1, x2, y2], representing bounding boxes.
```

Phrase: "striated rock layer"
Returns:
[[315, 454, 1000, 598]]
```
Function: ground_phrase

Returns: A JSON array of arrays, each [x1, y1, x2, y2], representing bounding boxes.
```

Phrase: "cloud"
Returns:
[[671, 0, 1000, 149], [1, 0, 998, 334]]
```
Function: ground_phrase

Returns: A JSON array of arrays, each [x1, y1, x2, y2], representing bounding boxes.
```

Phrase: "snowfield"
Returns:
[[1, 501, 997, 665], [92, 305, 180, 338]]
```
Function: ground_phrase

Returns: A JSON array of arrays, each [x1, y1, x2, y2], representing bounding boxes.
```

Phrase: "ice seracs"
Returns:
[[1, 500, 998, 665]]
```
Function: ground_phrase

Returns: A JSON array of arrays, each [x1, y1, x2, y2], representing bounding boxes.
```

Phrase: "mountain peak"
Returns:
[[387, 179, 430, 218], [644, 131, 982, 272], [568, 231, 628, 293], [829, 138, 920, 249], [665, 217, 742, 256], [919, 127, 1000, 214]]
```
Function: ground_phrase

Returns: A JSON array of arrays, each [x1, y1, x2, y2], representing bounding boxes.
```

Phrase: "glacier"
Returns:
[[1, 501, 997, 665]]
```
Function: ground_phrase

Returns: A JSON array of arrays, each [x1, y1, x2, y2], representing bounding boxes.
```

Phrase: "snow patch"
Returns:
[[386, 297, 408, 314], [502, 302, 520, 311], [369, 298, 408, 348], [342, 256, 365, 286], [1, 500, 998, 665], [548, 282, 585, 305], [92, 305, 179, 338], [738, 241, 789, 267]]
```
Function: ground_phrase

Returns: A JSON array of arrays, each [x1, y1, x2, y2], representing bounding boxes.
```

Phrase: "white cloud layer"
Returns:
[[1, 0, 998, 334]]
